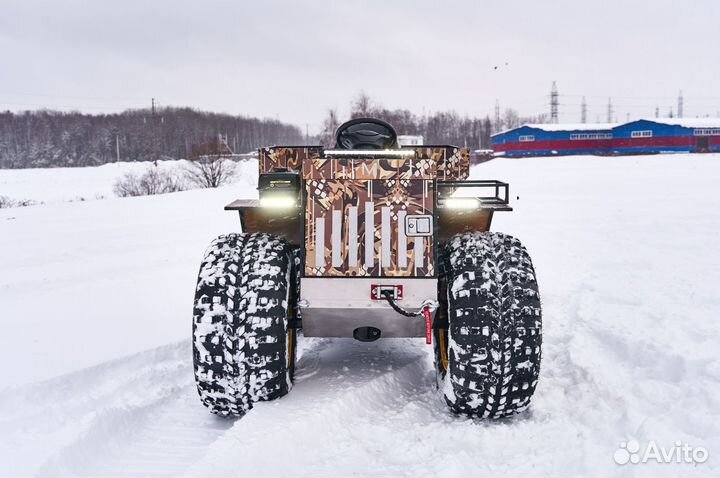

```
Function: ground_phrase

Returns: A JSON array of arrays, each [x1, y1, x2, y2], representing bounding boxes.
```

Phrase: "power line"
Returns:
[[562, 92, 720, 101]]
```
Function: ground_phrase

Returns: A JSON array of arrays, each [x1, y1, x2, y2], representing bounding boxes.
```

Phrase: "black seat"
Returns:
[[335, 118, 398, 150]]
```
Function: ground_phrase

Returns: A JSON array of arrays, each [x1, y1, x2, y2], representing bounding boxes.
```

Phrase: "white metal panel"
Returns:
[[300, 278, 438, 337], [315, 217, 325, 267], [397, 210, 407, 268], [331, 210, 342, 267], [348, 206, 358, 267], [381, 207, 391, 268], [414, 236, 424, 269], [364, 202, 374, 267], [301, 277, 437, 309]]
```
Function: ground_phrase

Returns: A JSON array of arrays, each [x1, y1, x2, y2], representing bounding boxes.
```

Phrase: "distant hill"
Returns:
[[0, 107, 304, 168]]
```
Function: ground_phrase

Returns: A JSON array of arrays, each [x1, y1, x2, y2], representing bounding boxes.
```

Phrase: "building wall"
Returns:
[[611, 120, 720, 154], [493, 126, 613, 157], [493, 120, 720, 156]]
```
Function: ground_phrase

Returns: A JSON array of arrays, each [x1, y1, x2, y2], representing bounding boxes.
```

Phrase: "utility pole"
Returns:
[[669, 107, 674, 118], [581, 96, 587, 123], [494, 99, 501, 132], [151, 98, 156, 117], [115, 134, 120, 162], [607, 98, 613, 123], [677, 90, 684, 118], [655, 106, 659, 118], [550, 81, 559, 124]]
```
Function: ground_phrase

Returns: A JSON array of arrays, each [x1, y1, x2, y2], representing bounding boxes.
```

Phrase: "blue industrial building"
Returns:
[[492, 124, 616, 157], [493, 118, 720, 156], [611, 119, 720, 154]]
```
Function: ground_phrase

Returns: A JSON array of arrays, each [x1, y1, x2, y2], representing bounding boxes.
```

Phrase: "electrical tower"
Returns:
[[677, 90, 684, 118], [550, 82, 559, 124], [494, 99, 501, 132], [581, 96, 587, 123], [607, 98, 613, 123], [655, 106, 659, 118]]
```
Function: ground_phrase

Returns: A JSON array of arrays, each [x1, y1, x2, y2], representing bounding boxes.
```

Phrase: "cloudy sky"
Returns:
[[1, 0, 718, 132]]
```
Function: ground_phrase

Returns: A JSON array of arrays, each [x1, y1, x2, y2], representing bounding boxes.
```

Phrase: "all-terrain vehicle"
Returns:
[[192, 118, 542, 418]]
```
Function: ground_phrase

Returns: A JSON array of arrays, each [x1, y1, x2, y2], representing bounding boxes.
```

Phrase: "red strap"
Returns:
[[423, 307, 432, 345]]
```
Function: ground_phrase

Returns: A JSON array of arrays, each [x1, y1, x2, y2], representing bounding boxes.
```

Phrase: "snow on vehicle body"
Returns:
[[193, 118, 542, 418]]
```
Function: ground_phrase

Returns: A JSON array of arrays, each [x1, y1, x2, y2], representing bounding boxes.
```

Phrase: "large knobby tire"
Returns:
[[435, 232, 542, 418], [192, 233, 297, 416]]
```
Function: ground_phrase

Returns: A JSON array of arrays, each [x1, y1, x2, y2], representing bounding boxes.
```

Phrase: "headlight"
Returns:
[[260, 195, 297, 208], [258, 171, 300, 208], [443, 197, 481, 209]]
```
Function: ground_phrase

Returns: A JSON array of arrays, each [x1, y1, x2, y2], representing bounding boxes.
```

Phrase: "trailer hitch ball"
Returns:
[[353, 326, 381, 342]]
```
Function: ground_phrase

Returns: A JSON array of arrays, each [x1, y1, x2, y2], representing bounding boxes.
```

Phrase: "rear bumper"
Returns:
[[299, 278, 437, 337]]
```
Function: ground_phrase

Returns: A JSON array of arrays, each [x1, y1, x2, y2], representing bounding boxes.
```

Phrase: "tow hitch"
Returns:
[[379, 289, 438, 345]]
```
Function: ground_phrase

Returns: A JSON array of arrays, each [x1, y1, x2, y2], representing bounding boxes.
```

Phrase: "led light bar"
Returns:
[[323, 149, 416, 157]]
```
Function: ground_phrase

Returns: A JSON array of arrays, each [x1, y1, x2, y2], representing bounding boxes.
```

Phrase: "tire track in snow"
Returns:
[[0, 341, 233, 477], [184, 337, 458, 478]]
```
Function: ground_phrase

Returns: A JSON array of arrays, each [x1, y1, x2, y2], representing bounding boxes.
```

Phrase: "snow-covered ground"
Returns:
[[0, 159, 258, 206], [1, 154, 719, 477]]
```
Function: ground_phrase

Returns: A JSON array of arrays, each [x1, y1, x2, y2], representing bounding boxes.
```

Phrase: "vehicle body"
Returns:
[[192, 118, 542, 418]]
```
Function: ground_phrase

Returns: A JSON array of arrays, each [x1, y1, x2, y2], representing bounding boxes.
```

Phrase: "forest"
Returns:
[[0, 94, 541, 168], [0, 108, 303, 168]]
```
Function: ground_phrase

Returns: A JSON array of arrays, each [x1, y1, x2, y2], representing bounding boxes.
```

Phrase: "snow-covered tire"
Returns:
[[192, 233, 296, 416], [435, 232, 542, 418]]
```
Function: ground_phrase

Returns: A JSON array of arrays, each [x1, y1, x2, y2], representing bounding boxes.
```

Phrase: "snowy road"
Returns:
[[1, 154, 719, 477]]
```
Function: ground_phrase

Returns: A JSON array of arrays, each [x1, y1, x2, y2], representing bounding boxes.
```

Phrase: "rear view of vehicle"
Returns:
[[191, 118, 542, 418]]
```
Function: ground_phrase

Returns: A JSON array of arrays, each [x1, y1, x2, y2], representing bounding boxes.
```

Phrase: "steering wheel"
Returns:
[[335, 118, 398, 150]]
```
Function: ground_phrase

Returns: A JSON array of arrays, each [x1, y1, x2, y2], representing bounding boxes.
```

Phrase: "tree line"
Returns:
[[320, 92, 546, 149], [0, 94, 546, 169], [0, 107, 303, 168]]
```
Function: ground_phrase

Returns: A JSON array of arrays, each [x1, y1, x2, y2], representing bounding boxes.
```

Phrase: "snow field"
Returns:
[[1, 153, 719, 477]]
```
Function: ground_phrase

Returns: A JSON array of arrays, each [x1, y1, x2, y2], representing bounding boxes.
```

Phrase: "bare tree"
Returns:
[[185, 135, 237, 188], [113, 166, 185, 197], [0, 195, 15, 208], [502, 108, 521, 130], [184, 157, 235, 188], [319, 109, 340, 148], [351, 91, 373, 118]]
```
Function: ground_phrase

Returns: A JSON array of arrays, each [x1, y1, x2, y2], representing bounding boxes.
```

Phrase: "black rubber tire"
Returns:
[[435, 232, 542, 418], [192, 233, 295, 416]]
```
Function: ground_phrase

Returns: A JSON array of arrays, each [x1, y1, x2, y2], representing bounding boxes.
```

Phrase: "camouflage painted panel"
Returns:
[[258, 147, 321, 174], [407, 147, 470, 180], [330, 158, 436, 180], [305, 179, 435, 277], [259, 146, 468, 180], [302, 157, 332, 180]]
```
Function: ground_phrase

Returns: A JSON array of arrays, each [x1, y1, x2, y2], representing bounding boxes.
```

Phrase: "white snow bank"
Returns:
[[0, 159, 258, 206]]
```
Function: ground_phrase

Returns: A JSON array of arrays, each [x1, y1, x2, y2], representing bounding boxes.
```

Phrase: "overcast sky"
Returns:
[[1, 0, 719, 132]]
